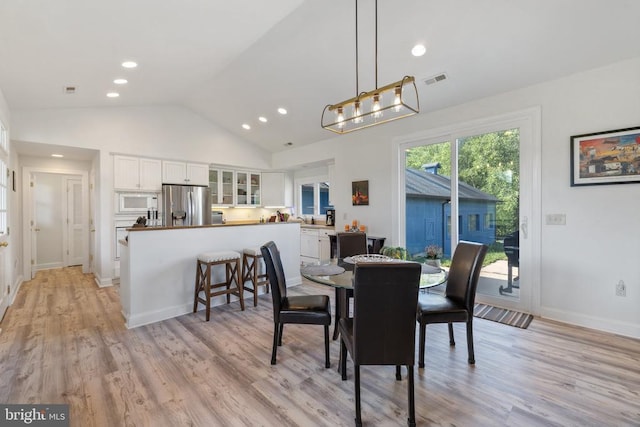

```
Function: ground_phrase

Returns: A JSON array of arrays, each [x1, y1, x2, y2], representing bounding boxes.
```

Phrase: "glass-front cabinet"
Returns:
[[209, 167, 235, 206], [235, 170, 261, 206], [250, 173, 261, 205], [221, 170, 234, 205]]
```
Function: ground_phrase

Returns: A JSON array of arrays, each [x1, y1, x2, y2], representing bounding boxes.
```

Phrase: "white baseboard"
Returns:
[[540, 306, 640, 339], [9, 275, 24, 305], [92, 271, 113, 288], [34, 262, 63, 271]]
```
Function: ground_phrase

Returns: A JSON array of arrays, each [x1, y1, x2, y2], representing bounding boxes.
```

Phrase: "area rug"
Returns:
[[473, 303, 533, 329]]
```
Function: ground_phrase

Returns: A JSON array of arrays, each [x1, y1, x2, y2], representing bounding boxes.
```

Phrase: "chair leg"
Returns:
[[251, 257, 258, 307], [235, 259, 245, 311], [407, 365, 416, 427], [332, 288, 342, 340], [354, 365, 362, 427], [340, 339, 347, 380], [466, 319, 475, 364], [448, 322, 455, 346], [277, 323, 284, 346], [271, 322, 279, 365], [418, 321, 426, 368], [193, 261, 201, 313], [396, 365, 402, 380], [324, 325, 330, 368], [205, 263, 211, 321]]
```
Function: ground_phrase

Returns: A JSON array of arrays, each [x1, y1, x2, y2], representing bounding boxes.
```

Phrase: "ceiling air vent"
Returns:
[[423, 73, 447, 86], [63, 86, 77, 94]]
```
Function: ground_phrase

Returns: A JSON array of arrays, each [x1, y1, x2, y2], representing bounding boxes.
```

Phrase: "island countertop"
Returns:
[[126, 221, 295, 232], [119, 222, 301, 328]]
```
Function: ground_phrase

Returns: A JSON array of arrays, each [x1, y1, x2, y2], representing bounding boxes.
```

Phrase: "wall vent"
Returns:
[[63, 86, 77, 94], [423, 73, 447, 86]]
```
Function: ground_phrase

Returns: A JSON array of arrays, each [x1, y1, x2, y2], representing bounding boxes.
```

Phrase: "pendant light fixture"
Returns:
[[321, 0, 419, 134]]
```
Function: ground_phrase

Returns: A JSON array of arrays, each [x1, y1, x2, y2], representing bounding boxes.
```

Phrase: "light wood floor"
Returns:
[[1, 267, 639, 426]]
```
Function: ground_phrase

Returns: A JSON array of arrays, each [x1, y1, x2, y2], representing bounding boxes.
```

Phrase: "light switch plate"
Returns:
[[545, 213, 566, 225]]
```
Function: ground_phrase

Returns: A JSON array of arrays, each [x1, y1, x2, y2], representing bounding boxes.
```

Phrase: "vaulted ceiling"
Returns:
[[2, 0, 640, 154]]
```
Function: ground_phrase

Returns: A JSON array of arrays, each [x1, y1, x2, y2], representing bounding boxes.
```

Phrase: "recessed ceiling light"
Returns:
[[121, 61, 138, 69], [113, 78, 128, 85], [411, 44, 426, 57], [277, 108, 287, 115], [258, 116, 268, 123], [242, 123, 251, 130], [51, 154, 64, 158], [106, 92, 120, 98]]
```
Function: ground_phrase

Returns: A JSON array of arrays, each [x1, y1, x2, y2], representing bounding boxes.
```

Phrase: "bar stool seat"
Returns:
[[194, 250, 244, 321], [242, 248, 269, 307]]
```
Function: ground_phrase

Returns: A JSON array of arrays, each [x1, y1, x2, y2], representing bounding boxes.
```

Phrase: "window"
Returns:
[[298, 181, 333, 215], [468, 214, 480, 232], [484, 212, 494, 229]]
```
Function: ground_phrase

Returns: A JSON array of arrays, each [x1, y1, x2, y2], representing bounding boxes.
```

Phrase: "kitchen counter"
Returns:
[[119, 221, 301, 328], [127, 221, 295, 231], [300, 224, 335, 230]]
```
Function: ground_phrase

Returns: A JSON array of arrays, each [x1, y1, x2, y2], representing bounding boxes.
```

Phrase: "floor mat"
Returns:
[[473, 303, 533, 329]]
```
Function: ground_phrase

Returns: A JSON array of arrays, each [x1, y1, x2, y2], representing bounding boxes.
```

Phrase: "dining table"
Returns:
[[300, 255, 447, 340]]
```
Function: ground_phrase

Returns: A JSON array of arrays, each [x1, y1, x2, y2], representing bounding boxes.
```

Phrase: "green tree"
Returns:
[[406, 130, 519, 238]]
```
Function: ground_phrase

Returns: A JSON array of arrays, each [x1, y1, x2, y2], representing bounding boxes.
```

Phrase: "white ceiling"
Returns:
[[2, 0, 640, 155]]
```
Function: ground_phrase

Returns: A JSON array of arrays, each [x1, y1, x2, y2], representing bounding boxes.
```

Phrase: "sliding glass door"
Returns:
[[400, 110, 539, 313]]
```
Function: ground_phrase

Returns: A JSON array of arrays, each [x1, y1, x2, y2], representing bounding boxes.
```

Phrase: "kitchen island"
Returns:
[[119, 222, 301, 328]]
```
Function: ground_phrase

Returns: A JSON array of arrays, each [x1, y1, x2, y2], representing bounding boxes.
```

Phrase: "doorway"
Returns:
[[396, 108, 541, 314], [23, 168, 90, 279]]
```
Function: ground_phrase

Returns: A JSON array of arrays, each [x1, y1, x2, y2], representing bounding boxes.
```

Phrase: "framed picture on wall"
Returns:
[[571, 126, 640, 186], [351, 180, 369, 205]]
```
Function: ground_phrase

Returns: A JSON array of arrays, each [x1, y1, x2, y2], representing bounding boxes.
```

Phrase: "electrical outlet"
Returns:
[[616, 280, 626, 297]]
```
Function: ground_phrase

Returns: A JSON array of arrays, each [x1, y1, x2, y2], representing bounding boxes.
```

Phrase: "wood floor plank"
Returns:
[[0, 267, 639, 426]]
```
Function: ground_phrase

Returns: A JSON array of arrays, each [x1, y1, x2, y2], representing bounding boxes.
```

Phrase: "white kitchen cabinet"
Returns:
[[235, 170, 261, 206], [114, 155, 162, 191], [209, 168, 235, 206], [300, 228, 320, 263], [162, 161, 209, 186], [301, 227, 335, 263], [261, 172, 292, 207]]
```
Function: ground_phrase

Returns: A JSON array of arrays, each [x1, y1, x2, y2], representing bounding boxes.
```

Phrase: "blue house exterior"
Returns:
[[405, 165, 497, 258]]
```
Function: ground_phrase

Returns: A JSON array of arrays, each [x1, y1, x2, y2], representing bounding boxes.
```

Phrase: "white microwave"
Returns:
[[117, 193, 158, 213]]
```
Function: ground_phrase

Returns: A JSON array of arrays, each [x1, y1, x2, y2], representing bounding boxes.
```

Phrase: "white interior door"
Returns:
[[0, 125, 9, 319], [30, 173, 38, 279], [64, 177, 84, 266]]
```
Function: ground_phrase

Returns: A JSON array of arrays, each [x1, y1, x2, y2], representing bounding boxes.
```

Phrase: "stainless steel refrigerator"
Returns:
[[162, 184, 211, 227]]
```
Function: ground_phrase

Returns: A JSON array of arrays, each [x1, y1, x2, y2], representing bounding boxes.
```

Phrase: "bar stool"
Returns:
[[241, 248, 269, 307], [193, 250, 244, 321]]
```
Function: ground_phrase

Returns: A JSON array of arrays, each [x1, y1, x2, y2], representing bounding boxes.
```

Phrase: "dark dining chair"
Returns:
[[417, 241, 488, 368], [333, 232, 368, 340], [260, 241, 331, 368], [336, 232, 368, 258], [339, 262, 421, 427]]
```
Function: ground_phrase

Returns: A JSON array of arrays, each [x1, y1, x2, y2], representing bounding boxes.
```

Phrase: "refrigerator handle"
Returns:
[[187, 190, 193, 226]]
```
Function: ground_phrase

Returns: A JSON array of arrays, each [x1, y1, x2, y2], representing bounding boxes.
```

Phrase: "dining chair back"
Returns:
[[417, 240, 488, 368], [339, 261, 421, 427], [261, 241, 332, 367], [336, 232, 368, 258]]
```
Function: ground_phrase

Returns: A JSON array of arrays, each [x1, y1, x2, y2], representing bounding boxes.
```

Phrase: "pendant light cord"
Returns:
[[375, 0, 378, 90], [355, 0, 359, 97]]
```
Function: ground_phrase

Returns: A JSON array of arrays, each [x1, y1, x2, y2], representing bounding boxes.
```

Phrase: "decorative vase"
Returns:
[[425, 259, 441, 268]]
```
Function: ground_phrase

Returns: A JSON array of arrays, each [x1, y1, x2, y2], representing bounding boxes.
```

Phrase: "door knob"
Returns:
[[35, 228, 41, 232], [0, 241, 8, 247]]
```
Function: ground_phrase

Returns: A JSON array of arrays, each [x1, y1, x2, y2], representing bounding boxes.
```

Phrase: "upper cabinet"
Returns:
[[114, 155, 162, 191], [236, 171, 261, 206], [162, 160, 209, 186], [262, 172, 293, 207], [209, 168, 235, 206]]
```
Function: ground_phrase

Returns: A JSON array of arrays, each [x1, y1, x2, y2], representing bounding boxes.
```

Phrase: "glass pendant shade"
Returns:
[[322, 76, 419, 134]]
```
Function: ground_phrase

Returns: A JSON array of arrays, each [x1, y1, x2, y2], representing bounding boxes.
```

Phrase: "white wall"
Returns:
[[10, 105, 273, 285], [274, 56, 640, 339]]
